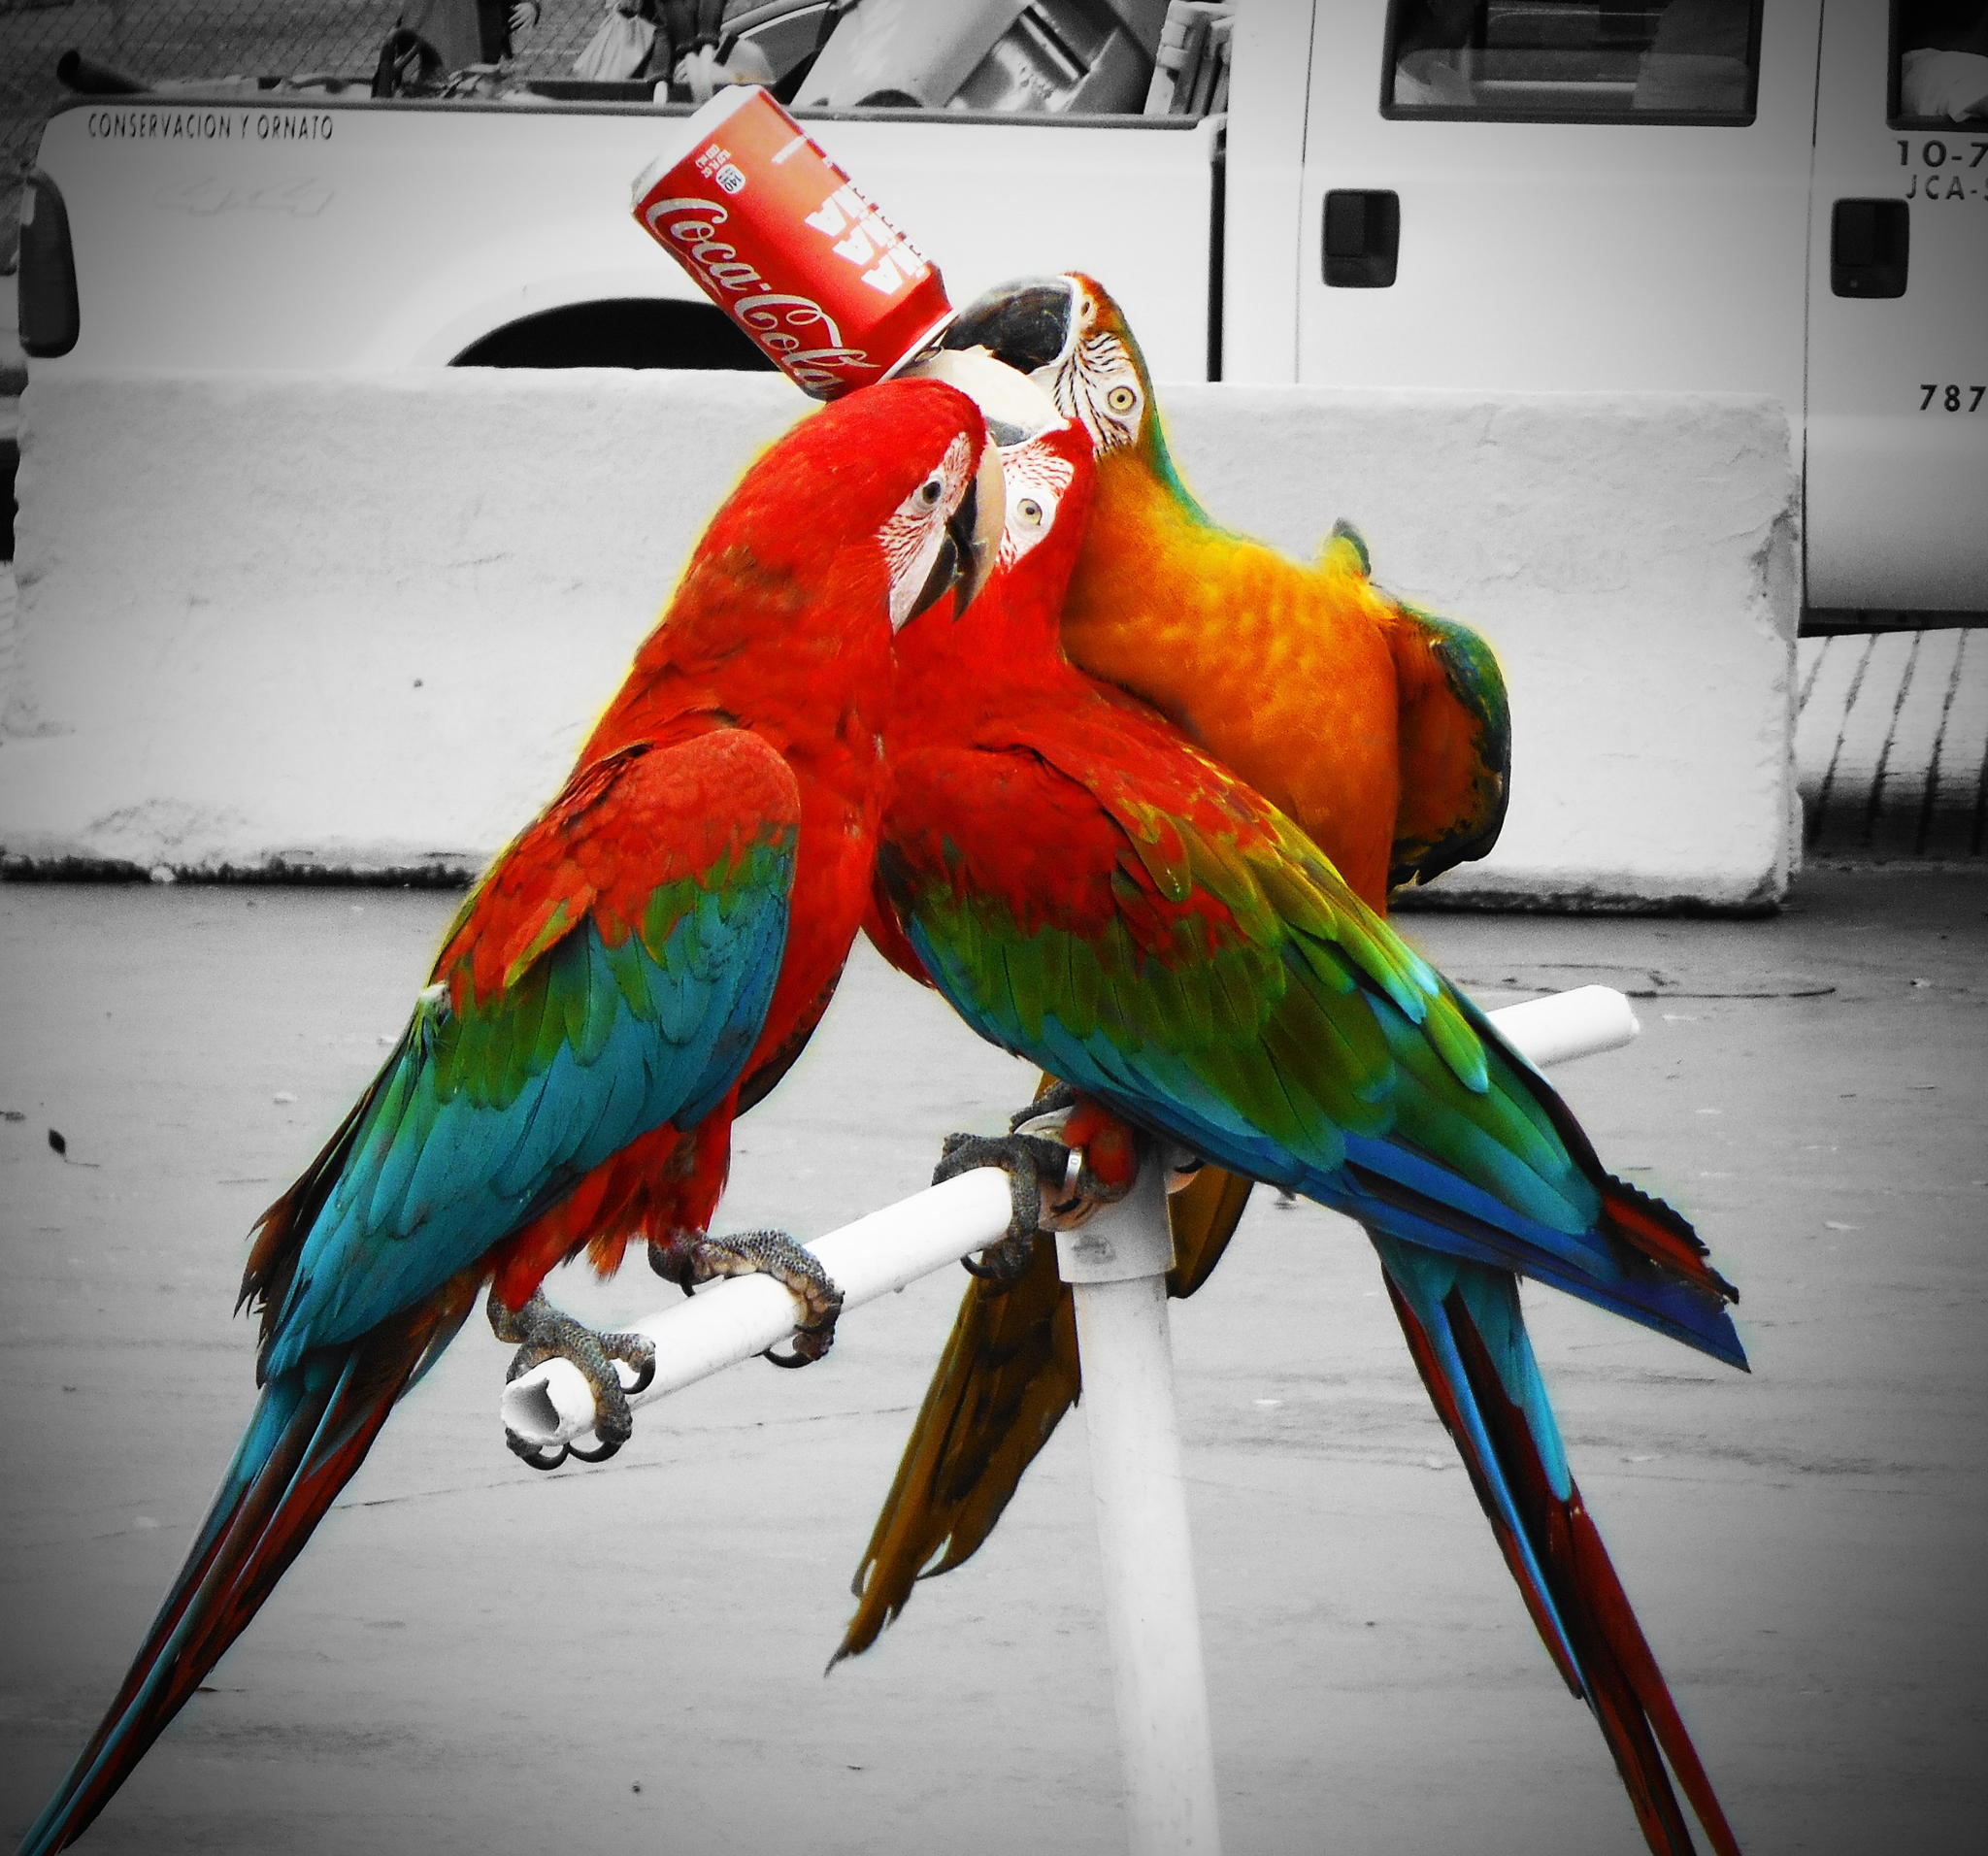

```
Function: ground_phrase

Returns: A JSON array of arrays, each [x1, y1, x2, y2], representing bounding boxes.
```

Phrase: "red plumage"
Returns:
[[848, 399, 1741, 1856], [20, 377, 994, 1856]]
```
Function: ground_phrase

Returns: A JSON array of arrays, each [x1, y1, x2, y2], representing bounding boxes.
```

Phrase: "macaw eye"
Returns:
[[917, 474, 945, 507], [1017, 497, 1044, 527], [1106, 384, 1139, 415]]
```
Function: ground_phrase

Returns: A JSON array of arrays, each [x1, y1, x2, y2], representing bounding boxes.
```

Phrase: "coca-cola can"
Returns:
[[631, 85, 953, 400]]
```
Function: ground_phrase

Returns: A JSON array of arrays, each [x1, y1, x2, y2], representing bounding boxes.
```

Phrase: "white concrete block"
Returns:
[[1159, 385, 1801, 911], [0, 372, 1798, 907], [2, 369, 800, 875]]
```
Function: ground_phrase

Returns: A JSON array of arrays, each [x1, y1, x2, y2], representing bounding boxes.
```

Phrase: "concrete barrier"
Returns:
[[1166, 388, 1802, 911], [0, 371, 1798, 907]]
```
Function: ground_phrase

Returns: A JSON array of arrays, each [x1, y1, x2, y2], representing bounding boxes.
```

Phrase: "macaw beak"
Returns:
[[940, 276, 1078, 379], [958, 437, 1006, 608], [907, 440, 1005, 623]]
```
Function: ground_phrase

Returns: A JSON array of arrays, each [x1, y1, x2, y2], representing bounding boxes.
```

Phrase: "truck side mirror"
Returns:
[[18, 168, 80, 359]]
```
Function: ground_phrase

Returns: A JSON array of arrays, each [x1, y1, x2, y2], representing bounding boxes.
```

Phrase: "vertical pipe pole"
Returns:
[[1057, 1145, 1223, 1856]]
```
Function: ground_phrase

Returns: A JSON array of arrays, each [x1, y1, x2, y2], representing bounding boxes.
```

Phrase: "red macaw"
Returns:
[[17, 377, 1001, 1856], [843, 271, 1520, 1614], [845, 274, 1524, 1636], [849, 411, 1741, 1856]]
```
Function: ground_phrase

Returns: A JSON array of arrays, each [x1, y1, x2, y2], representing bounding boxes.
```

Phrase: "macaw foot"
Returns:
[[935, 1076, 1145, 1281], [489, 1287, 657, 1472], [932, 1126, 1077, 1283], [648, 1229, 844, 1370]]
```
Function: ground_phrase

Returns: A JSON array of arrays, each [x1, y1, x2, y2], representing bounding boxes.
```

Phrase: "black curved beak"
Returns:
[[940, 276, 1078, 378], [908, 514, 962, 623], [906, 445, 1005, 624]]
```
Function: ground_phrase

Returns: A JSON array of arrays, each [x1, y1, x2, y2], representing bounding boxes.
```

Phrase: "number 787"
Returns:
[[1919, 385, 1986, 411]]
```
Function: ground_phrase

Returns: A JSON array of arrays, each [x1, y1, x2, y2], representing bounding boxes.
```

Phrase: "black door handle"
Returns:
[[1323, 189, 1400, 288], [1830, 199, 1908, 299]]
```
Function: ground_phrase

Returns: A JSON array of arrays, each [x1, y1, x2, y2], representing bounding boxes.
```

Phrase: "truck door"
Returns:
[[1804, 0, 1988, 618], [1285, 0, 1818, 416]]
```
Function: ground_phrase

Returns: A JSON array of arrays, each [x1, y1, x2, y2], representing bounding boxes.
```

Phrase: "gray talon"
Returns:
[[506, 1433, 570, 1473], [962, 1230, 1039, 1284], [1010, 1081, 1079, 1132], [489, 1287, 655, 1468], [565, 1434, 625, 1464], [646, 1242, 700, 1297], [655, 1229, 844, 1369], [934, 1130, 1077, 1282]]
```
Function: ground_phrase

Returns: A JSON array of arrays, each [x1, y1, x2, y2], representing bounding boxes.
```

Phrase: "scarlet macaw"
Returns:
[[845, 273, 1521, 1622], [17, 377, 1001, 1856], [849, 411, 1741, 1856]]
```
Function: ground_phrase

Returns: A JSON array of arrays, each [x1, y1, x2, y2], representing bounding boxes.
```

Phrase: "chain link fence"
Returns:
[[1, 0, 628, 252]]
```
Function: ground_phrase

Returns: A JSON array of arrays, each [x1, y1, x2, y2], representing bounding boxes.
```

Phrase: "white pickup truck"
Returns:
[[16, 0, 1987, 625]]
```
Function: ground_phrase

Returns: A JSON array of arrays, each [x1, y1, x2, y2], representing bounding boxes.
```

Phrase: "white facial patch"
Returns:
[[998, 437, 1077, 567], [1053, 329, 1143, 454], [879, 429, 975, 630]]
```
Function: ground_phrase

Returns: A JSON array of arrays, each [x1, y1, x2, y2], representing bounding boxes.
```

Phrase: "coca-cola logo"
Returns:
[[642, 194, 878, 392]]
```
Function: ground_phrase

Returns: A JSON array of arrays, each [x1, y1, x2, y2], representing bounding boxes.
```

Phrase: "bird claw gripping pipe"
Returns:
[[647, 1228, 845, 1368], [931, 1130, 1073, 1283], [933, 1079, 1143, 1284], [494, 1289, 659, 1471]]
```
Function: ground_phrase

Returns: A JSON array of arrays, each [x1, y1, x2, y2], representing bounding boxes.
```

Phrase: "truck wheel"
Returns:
[[451, 299, 778, 371]]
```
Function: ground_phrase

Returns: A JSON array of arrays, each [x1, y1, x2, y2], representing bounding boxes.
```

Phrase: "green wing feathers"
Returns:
[[887, 708, 1740, 1360], [894, 727, 1493, 1183], [245, 733, 801, 1377]]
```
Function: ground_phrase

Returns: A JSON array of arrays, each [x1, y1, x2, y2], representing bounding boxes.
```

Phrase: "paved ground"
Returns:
[[1798, 630, 1988, 864], [1, 868, 1982, 1855]]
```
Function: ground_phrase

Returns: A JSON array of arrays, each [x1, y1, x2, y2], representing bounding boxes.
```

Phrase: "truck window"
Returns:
[[1381, 0, 1760, 122], [1892, 0, 1988, 123], [791, 0, 1224, 117]]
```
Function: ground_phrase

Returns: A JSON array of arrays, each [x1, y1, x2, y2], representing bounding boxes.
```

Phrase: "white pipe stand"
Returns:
[[1058, 1153, 1223, 1856]]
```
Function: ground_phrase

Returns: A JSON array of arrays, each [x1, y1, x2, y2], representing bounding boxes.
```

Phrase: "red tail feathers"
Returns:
[[1386, 1269, 1741, 1856]]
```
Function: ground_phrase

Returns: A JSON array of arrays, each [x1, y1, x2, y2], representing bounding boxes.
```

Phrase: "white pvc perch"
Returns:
[[1056, 1155, 1222, 1855], [500, 985, 1635, 1449], [500, 983, 1639, 1856]]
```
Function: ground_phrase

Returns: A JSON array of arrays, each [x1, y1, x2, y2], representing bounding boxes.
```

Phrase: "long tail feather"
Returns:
[[837, 1160, 1254, 1662], [1337, 1154, 1747, 1371], [1164, 1163, 1256, 1297], [1452, 990, 1738, 1309], [1375, 1239, 1740, 1856], [17, 1289, 473, 1856], [838, 1238, 1077, 1664]]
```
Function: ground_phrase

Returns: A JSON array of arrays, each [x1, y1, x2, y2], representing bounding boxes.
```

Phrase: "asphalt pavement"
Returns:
[[1, 867, 1982, 1855]]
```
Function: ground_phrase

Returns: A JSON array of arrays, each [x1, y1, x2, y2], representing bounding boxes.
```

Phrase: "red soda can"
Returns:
[[631, 85, 953, 400]]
